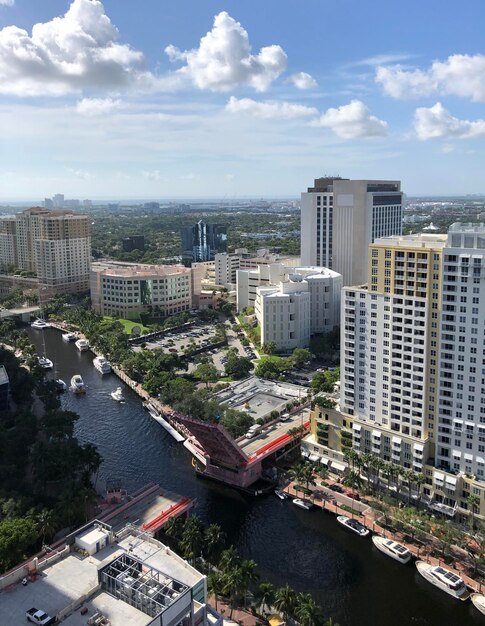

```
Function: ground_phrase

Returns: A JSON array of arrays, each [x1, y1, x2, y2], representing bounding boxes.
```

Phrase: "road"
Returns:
[[239, 407, 310, 456]]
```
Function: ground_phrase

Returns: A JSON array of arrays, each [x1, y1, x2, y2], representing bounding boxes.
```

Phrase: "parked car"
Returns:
[[346, 491, 361, 500], [329, 484, 345, 493], [168, 348, 177, 353], [26, 608, 56, 625]]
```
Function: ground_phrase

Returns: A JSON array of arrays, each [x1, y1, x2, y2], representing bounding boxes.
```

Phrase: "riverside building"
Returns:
[[304, 224, 485, 524], [90, 261, 192, 319], [0, 207, 91, 295], [300, 177, 403, 286]]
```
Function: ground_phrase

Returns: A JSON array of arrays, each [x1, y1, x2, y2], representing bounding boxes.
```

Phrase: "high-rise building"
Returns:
[[181, 221, 227, 263], [0, 207, 91, 295], [304, 224, 485, 523], [300, 177, 403, 286], [52, 193, 64, 208], [214, 252, 240, 286]]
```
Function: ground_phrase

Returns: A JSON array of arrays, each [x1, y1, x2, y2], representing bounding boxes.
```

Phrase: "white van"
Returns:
[[245, 424, 260, 439]]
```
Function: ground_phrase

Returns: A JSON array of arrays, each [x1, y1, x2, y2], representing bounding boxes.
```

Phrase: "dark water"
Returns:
[[29, 328, 481, 626]]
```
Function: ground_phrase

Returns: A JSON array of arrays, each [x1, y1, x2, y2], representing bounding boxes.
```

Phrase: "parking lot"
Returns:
[[140, 323, 218, 354]]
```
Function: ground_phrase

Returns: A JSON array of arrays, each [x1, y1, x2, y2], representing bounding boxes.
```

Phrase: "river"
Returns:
[[28, 327, 482, 626]]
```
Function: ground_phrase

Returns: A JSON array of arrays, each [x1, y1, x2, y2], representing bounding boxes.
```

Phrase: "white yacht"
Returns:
[[62, 332, 77, 342], [275, 490, 288, 500], [471, 593, 485, 615], [372, 536, 412, 564], [93, 356, 112, 374], [416, 561, 470, 600], [54, 379, 67, 392], [111, 386, 125, 403], [337, 515, 370, 537], [75, 338, 90, 352], [70, 375, 86, 394], [38, 356, 53, 369], [31, 318, 50, 330], [293, 498, 313, 510]]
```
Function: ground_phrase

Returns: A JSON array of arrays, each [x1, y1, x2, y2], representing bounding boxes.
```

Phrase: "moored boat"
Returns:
[[111, 386, 125, 403], [275, 490, 288, 500], [54, 379, 67, 392], [75, 338, 90, 352], [38, 356, 53, 369], [62, 331, 77, 342], [471, 593, 485, 615], [293, 498, 313, 510], [70, 374, 86, 394], [415, 561, 470, 600], [31, 318, 49, 330], [372, 536, 412, 564], [337, 515, 370, 537], [93, 355, 112, 374]]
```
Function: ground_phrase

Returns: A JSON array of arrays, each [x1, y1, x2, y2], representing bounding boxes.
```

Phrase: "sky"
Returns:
[[1, 0, 485, 200]]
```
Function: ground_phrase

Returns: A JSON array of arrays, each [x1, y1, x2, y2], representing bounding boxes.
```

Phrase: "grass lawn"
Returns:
[[103, 316, 151, 335]]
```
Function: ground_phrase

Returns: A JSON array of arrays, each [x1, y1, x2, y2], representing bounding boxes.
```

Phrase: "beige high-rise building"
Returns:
[[0, 207, 91, 295], [300, 177, 403, 286]]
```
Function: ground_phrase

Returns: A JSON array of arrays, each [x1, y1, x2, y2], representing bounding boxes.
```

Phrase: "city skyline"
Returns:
[[1, 1, 485, 198]]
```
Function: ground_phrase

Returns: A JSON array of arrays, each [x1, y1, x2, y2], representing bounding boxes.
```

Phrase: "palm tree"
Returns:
[[389, 464, 402, 499], [468, 494, 481, 531], [221, 565, 245, 618], [372, 458, 386, 494], [163, 514, 184, 545], [414, 473, 426, 509], [240, 558, 259, 608], [207, 572, 222, 611], [36, 509, 56, 545], [324, 619, 340, 626], [274, 584, 297, 623], [402, 469, 415, 506], [361, 453, 374, 493], [255, 581, 275, 615], [288, 464, 306, 497], [294, 593, 322, 626], [301, 463, 317, 493], [180, 515, 204, 565], [219, 545, 241, 574], [204, 523, 226, 568]]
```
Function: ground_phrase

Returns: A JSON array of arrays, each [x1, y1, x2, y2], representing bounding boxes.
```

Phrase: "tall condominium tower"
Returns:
[[0, 207, 91, 295], [181, 221, 227, 263], [300, 177, 403, 286], [305, 224, 485, 523]]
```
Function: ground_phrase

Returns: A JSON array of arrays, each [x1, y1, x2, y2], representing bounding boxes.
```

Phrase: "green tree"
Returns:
[[219, 545, 241, 573], [179, 515, 204, 565], [261, 341, 277, 355], [291, 348, 312, 368], [240, 558, 259, 608], [195, 362, 219, 387], [468, 494, 481, 531], [204, 523, 226, 567], [221, 565, 245, 618], [255, 581, 275, 615], [294, 592, 322, 626], [0, 517, 39, 571], [207, 571, 223, 611], [225, 353, 253, 379], [36, 509, 56, 545], [274, 584, 297, 623]]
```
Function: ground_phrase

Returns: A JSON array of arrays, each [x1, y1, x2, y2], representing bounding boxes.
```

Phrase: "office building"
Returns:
[[0, 207, 91, 295], [237, 263, 286, 311], [214, 252, 240, 287], [304, 225, 485, 523], [90, 261, 192, 319], [122, 235, 146, 253], [181, 221, 227, 262], [300, 177, 403, 286]]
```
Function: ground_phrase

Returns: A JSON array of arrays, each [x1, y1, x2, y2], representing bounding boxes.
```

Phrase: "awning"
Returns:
[[320, 457, 329, 465], [465, 453, 473, 461], [445, 476, 457, 487], [372, 430, 381, 438], [392, 436, 402, 445], [434, 472, 445, 483], [353, 423, 362, 431], [428, 501, 456, 517], [414, 443, 424, 451], [309, 454, 319, 462], [331, 460, 346, 472]]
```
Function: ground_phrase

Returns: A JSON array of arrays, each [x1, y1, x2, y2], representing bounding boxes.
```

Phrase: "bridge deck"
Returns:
[[240, 408, 311, 458]]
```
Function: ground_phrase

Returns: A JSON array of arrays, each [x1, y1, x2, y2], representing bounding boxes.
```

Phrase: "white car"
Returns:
[[26, 608, 56, 625]]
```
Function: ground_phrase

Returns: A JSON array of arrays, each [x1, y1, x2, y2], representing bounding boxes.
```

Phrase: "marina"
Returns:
[[27, 327, 485, 626]]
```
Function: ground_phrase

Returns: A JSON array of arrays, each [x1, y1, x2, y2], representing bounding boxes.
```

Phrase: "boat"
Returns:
[[111, 387, 125, 403], [38, 356, 53, 369], [275, 490, 288, 500], [62, 332, 77, 342], [54, 379, 67, 393], [93, 355, 112, 374], [145, 403, 185, 442], [31, 318, 49, 329], [471, 593, 485, 615], [415, 561, 470, 600], [75, 338, 90, 352], [293, 498, 313, 510], [70, 375, 86, 394], [337, 515, 370, 537], [372, 536, 412, 564]]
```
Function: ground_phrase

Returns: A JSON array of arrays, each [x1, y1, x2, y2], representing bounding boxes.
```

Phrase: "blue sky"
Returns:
[[1, 0, 485, 199]]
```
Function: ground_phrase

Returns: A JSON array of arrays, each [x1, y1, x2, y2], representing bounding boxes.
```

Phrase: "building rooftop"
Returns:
[[373, 233, 448, 249], [92, 262, 191, 278]]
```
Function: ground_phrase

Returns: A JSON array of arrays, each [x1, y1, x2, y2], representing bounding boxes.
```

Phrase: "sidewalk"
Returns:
[[209, 596, 264, 626]]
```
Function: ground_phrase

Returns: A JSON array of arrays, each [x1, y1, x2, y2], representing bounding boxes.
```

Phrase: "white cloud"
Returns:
[[226, 96, 317, 119], [314, 100, 388, 139], [376, 54, 485, 102], [66, 167, 93, 180], [287, 72, 317, 89], [414, 102, 485, 140], [0, 0, 15, 7], [0, 0, 150, 96], [142, 170, 162, 181], [165, 11, 287, 92], [349, 53, 415, 68], [442, 143, 456, 154], [76, 97, 122, 116]]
